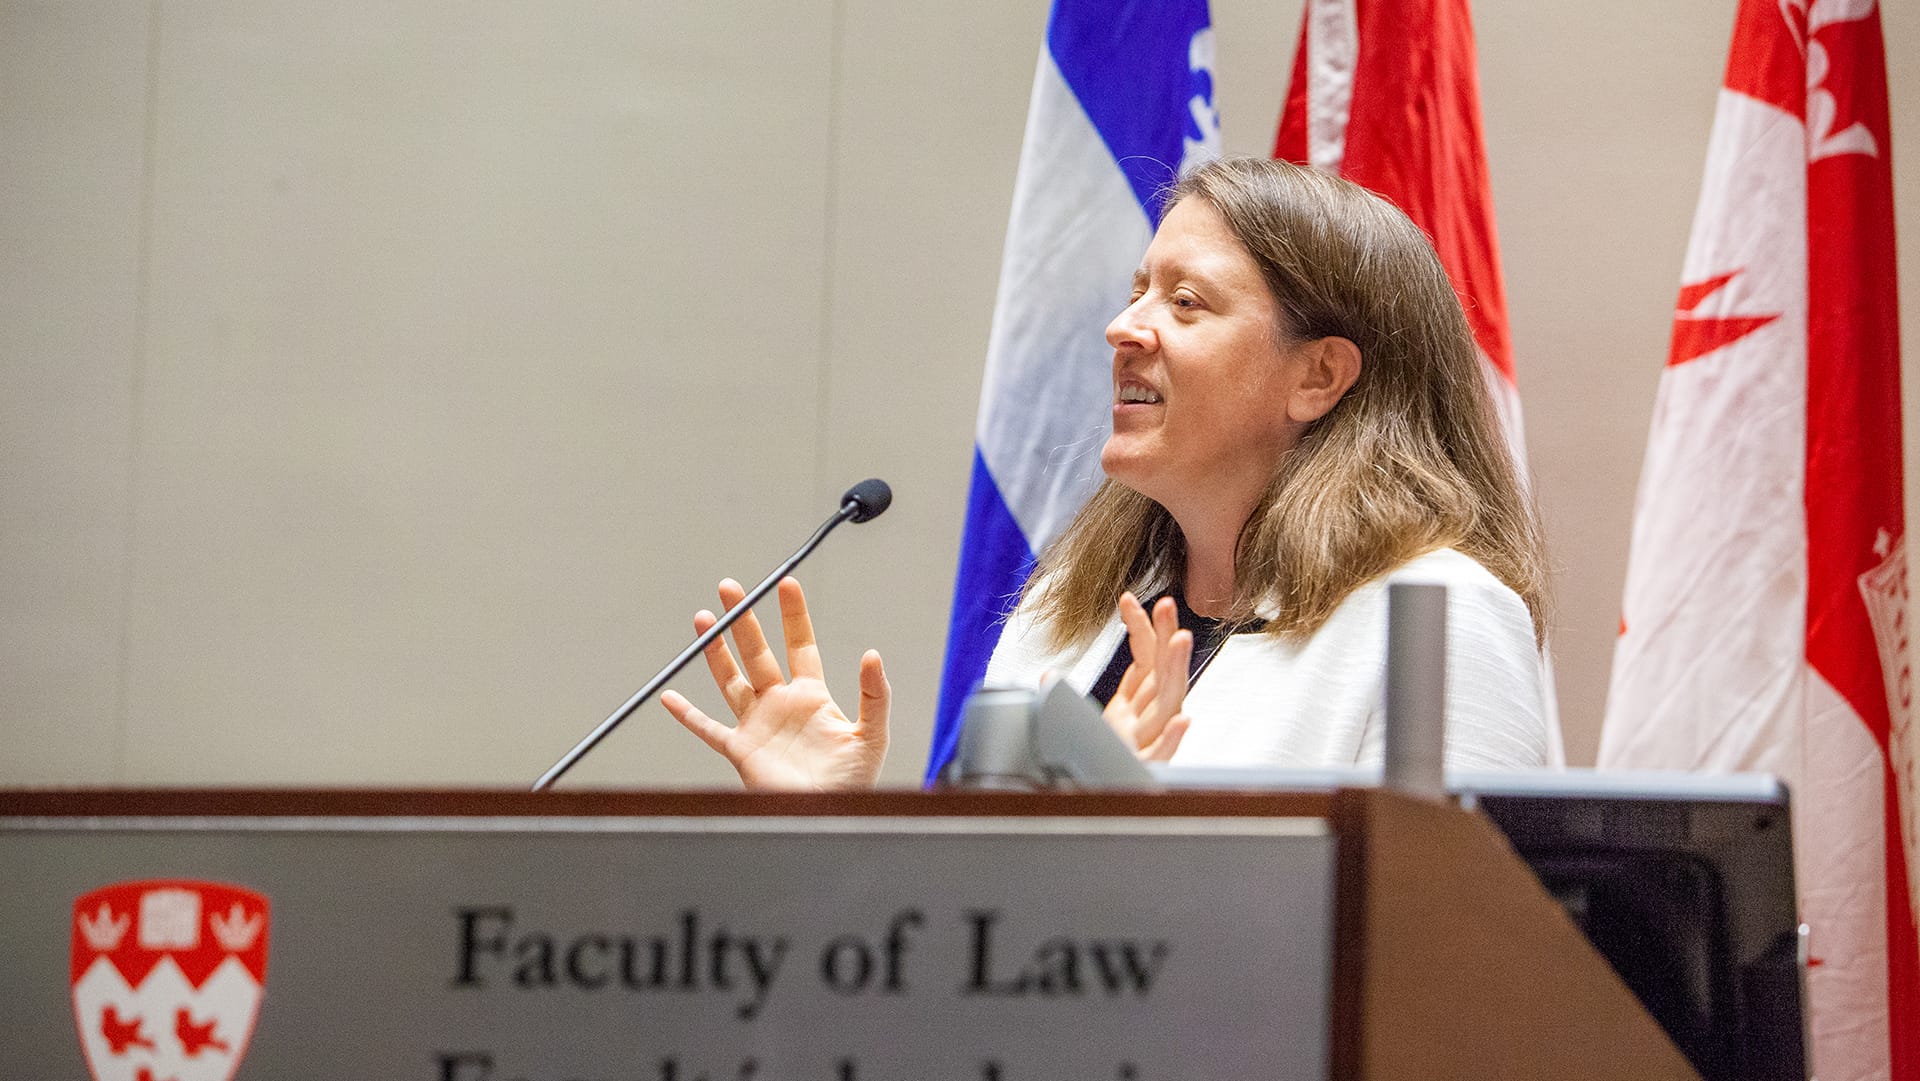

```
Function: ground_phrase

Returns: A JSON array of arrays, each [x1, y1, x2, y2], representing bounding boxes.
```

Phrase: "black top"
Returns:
[[1087, 595, 1268, 706]]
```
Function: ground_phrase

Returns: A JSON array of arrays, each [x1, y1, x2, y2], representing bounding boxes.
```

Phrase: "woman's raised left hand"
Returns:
[[1102, 592, 1193, 761]]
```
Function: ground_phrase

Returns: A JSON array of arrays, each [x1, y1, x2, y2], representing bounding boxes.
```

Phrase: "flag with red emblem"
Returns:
[[70, 880, 271, 1081], [1599, 2, 1916, 1078]]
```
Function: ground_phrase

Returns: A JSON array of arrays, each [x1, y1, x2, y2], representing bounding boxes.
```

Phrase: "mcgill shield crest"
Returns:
[[70, 880, 270, 1081]]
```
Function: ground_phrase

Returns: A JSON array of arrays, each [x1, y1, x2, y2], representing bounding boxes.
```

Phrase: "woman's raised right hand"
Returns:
[[661, 576, 889, 791]]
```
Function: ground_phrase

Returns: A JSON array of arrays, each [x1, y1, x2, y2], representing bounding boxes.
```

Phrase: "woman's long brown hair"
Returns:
[[1025, 157, 1549, 645]]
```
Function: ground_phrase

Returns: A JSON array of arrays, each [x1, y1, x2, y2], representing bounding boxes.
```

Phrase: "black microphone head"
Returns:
[[842, 478, 893, 523]]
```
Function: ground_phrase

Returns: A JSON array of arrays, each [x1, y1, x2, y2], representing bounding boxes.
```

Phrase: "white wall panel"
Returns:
[[1211, 0, 1295, 156], [120, 1, 834, 784], [0, 1, 150, 784], [812, 0, 1049, 784]]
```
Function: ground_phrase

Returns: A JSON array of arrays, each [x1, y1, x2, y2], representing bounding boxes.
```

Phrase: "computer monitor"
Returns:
[[1158, 765, 1808, 1081]]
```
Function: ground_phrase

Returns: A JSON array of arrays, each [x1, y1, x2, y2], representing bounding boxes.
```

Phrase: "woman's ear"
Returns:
[[1285, 336, 1362, 424]]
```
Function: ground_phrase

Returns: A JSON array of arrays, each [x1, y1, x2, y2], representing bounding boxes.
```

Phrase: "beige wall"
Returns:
[[2, 0, 1915, 787]]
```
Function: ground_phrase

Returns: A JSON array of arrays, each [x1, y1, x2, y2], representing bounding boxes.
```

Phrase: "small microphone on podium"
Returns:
[[841, 477, 892, 522], [531, 479, 893, 791]]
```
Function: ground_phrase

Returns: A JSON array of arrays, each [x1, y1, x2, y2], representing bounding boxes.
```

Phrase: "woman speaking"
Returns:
[[660, 157, 1552, 789]]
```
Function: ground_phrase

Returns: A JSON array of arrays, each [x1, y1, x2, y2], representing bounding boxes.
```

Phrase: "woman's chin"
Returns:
[[1099, 452, 1162, 501]]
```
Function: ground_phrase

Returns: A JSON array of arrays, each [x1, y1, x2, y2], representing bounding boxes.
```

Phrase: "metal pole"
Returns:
[[1383, 581, 1448, 801]]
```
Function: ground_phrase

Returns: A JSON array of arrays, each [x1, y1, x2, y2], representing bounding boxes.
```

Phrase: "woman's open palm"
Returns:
[[662, 576, 889, 790], [1103, 592, 1193, 761]]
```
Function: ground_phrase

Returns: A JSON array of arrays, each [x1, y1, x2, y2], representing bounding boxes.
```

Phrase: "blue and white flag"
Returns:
[[927, 0, 1220, 779]]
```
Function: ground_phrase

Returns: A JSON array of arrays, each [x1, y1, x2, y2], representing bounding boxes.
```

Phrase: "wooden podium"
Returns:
[[0, 787, 1701, 1080]]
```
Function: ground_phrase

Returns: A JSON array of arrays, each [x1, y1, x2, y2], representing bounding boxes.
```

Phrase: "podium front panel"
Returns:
[[1, 797, 1336, 1081]]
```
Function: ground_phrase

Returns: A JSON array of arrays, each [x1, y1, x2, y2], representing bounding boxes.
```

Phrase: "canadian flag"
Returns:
[[1273, 0, 1526, 464], [1272, 0, 1560, 763], [1600, 2, 1917, 1079]]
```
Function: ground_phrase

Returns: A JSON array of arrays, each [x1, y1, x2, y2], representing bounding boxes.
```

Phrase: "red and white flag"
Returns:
[[1273, 0, 1525, 461], [1273, 0, 1557, 760], [1600, 2, 1916, 1078]]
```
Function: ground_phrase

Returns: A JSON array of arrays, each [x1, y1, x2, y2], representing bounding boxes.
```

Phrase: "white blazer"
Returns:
[[982, 548, 1552, 770]]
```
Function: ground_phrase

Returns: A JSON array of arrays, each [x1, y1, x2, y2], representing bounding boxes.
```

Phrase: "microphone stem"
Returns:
[[531, 498, 862, 791]]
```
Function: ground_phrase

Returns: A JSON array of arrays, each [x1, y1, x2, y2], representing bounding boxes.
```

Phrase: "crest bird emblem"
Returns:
[[69, 881, 271, 1081]]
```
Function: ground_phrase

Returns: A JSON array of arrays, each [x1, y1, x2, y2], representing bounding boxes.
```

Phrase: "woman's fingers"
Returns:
[[856, 649, 891, 735], [778, 577, 826, 682], [1140, 713, 1190, 761], [1119, 592, 1154, 664], [1152, 596, 1179, 646], [1120, 593, 1162, 703], [717, 579, 784, 692], [661, 689, 732, 755], [1157, 628, 1191, 710], [1151, 598, 1185, 701], [1132, 627, 1191, 750], [694, 609, 755, 717], [1114, 657, 1147, 706]]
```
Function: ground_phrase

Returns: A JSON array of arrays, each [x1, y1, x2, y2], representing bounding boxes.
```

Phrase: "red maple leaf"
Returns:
[[1667, 270, 1782, 366], [100, 1005, 155, 1055], [176, 1007, 231, 1056]]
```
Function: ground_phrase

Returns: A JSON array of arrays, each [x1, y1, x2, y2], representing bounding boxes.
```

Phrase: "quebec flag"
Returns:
[[927, 0, 1220, 779]]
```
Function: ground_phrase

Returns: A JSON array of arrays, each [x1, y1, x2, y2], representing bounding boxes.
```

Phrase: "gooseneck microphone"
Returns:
[[531, 479, 893, 791], [841, 477, 891, 523]]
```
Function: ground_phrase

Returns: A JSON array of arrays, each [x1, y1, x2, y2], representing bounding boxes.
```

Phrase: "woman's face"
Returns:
[[1100, 197, 1320, 516]]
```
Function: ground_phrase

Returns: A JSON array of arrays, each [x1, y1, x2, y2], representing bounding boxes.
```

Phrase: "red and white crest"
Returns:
[[70, 881, 270, 1081]]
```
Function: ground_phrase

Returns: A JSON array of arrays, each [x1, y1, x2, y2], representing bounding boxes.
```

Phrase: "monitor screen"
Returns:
[[1159, 766, 1808, 1081]]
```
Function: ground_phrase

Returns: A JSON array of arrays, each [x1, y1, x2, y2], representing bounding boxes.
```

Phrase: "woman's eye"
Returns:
[[1172, 294, 1199, 309]]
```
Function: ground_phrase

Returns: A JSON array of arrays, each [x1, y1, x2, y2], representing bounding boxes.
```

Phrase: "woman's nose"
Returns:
[[1106, 298, 1156, 350]]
